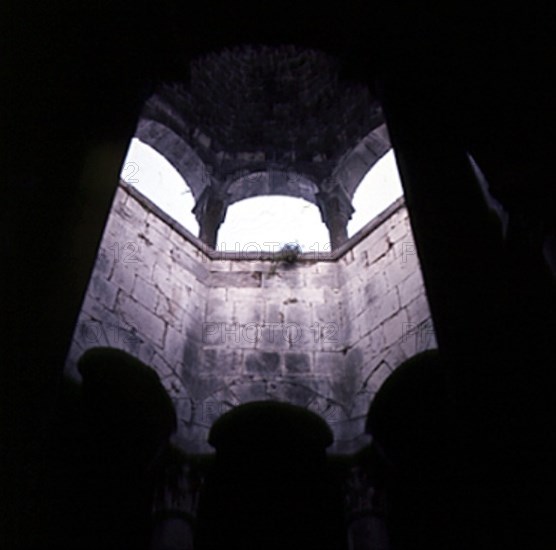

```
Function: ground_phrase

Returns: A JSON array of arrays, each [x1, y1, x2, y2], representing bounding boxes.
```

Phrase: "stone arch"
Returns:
[[135, 118, 212, 202], [325, 123, 392, 201], [226, 169, 320, 206]]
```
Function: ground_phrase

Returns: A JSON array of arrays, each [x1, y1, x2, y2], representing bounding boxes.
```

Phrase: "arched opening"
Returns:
[[121, 138, 199, 236], [62, 41, 437, 550], [216, 195, 330, 253], [347, 150, 404, 238]]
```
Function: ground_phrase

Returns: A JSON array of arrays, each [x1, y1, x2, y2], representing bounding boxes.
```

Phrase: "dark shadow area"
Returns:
[[5, 4, 556, 549], [366, 350, 556, 549], [40, 348, 176, 550]]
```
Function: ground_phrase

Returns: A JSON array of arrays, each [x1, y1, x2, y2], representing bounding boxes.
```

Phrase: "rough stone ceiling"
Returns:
[[137, 44, 386, 196]]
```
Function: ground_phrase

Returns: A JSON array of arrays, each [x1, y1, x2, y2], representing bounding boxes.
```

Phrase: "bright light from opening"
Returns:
[[217, 195, 330, 253], [120, 138, 199, 235], [347, 150, 404, 237]]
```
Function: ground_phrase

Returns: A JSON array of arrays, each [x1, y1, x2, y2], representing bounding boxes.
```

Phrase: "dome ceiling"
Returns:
[[137, 44, 386, 190]]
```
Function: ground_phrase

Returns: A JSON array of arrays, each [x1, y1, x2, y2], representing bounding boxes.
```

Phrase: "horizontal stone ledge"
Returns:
[[118, 179, 406, 263], [209, 271, 262, 287]]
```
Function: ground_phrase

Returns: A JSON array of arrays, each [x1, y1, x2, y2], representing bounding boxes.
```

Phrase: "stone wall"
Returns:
[[66, 182, 436, 454]]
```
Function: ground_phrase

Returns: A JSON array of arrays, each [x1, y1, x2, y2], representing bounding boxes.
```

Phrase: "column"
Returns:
[[316, 184, 354, 250]]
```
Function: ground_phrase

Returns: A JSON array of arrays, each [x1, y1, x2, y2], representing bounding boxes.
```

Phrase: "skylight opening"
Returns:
[[217, 195, 330, 254], [347, 150, 404, 237], [120, 138, 199, 235]]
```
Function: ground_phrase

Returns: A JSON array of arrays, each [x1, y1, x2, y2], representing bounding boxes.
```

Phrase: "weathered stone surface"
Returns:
[[132, 275, 160, 311], [117, 293, 166, 347], [284, 352, 311, 373], [256, 323, 290, 351], [234, 299, 264, 325], [89, 275, 119, 309], [229, 380, 269, 403], [381, 308, 410, 350], [406, 293, 431, 325], [65, 187, 435, 456], [201, 347, 242, 374], [330, 348, 363, 407], [209, 270, 262, 287], [398, 269, 425, 307], [314, 350, 344, 376], [109, 261, 136, 294], [170, 247, 209, 280], [244, 351, 281, 375]]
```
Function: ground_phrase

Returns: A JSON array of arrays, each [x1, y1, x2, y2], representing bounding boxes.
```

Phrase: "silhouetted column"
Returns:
[[5, 11, 160, 548], [151, 458, 201, 550], [344, 463, 389, 550], [193, 188, 227, 248], [316, 185, 354, 250], [196, 401, 343, 550]]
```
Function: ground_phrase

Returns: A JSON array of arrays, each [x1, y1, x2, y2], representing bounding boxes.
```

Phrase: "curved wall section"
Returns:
[[65, 181, 436, 454]]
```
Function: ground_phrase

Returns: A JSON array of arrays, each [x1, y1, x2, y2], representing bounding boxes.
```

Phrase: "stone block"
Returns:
[[234, 299, 264, 325], [283, 301, 312, 328], [146, 211, 172, 238], [244, 351, 281, 375], [170, 247, 209, 281], [104, 215, 141, 247], [125, 194, 149, 222], [155, 295, 186, 332], [274, 379, 322, 408], [242, 323, 266, 348], [132, 275, 160, 311], [205, 298, 231, 325], [313, 302, 340, 327], [209, 270, 262, 287], [109, 261, 136, 294], [226, 287, 266, 303], [262, 268, 305, 288], [94, 247, 114, 279], [313, 350, 344, 376], [151, 352, 179, 381], [357, 327, 385, 365], [265, 302, 285, 324], [230, 380, 269, 403], [330, 348, 363, 406], [307, 269, 338, 289], [398, 270, 425, 307], [406, 293, 431, 325], [399, 318, 437, 358], [362, 235, 390, 265], [307, 395, 345, 426], [285, 352, 311, 374], [153, 265, 189, 303], [383, 241, 420, 289], [201, 347, 242, 375], [89, 274, 119, 310], [228, 259, 269, 273], [386, 216, 411, 244], [256, 323, 290, 351], [365, 359, 394, 392], [319, 317, 348, 351], [117, 293, 166, 347], [356, 287, 400, 338], [286, 322, 320, 352], [294, 287, 326, 307], [141, 223, 174, 256], [164, 326, 186, 366], [381, 308, 409, 350]]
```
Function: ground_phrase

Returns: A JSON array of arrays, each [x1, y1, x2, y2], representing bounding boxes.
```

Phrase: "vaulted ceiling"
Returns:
[[136, 45, 388, 203]]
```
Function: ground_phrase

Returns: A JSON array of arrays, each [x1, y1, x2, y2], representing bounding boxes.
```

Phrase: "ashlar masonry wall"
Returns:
[[66, 181, 436, 454]]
